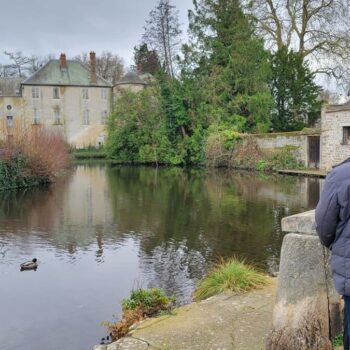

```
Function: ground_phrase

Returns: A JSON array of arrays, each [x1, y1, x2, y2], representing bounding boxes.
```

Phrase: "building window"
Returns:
[[101, 110, 108, 125], [53, 87, 60, 99], [32, 87, 40, 99], [82, 88, 89, 99], [6, 116, 13, 128], [33, 109, 40, 124], [101, 88, 107, 99], [343, 127, 350, 145], [83, 110, 90, 125], [54, 108, 61, 124]]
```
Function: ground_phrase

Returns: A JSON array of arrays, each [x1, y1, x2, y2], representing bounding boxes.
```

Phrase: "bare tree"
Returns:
[[142, 0, 182, 77], [0, 64, 16, 78], [75, 51, 124, 84], [245, 0, 350, 80], [3, 51, 31, 78], [1, 51, 54, 77], [27, 54, 54, 75]]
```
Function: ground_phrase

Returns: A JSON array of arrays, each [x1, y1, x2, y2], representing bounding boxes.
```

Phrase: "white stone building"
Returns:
[[320, 101, 350, 170], [0, 53, 147, 148], [249, 101, 350, 171]]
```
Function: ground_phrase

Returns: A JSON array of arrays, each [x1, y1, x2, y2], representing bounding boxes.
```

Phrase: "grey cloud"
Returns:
[[0, 0, 192, 67]]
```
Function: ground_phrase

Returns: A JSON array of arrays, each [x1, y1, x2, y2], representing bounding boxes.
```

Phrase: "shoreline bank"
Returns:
[[94, 280, 277, 350]]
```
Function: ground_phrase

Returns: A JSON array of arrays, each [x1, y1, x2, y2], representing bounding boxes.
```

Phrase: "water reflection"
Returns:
[[0, 164, 321, 350]]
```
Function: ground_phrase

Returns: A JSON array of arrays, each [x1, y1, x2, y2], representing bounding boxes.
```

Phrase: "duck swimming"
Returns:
[[20, 258, 38, 271]]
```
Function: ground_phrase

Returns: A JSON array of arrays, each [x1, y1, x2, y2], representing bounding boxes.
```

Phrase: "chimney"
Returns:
[[90, 51, 97, 84], [60, 53, 67, 70]]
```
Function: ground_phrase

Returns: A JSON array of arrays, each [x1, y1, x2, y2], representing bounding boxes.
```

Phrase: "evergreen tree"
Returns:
[[188, 0, 274, 132], [269, 47, 322, 131], [106, 86, 178, 166], [133, 44, 161, 75]]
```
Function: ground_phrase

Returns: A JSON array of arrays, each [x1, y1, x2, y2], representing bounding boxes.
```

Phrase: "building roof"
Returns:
[[22, 60, 112, 87], [325, 100, 350, 113], [0, 78, 22, 96], [115, 71, 147, 86]]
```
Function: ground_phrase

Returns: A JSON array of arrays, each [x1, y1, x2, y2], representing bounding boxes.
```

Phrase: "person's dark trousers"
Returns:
[[344, 296, 350, 349]]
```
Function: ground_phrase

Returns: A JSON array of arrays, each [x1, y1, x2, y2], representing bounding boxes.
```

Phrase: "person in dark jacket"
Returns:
[[315, 158, 350, 348]]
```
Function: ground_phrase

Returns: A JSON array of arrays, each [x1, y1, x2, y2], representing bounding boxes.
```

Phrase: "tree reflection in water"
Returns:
[[0, 164, 322, 350]]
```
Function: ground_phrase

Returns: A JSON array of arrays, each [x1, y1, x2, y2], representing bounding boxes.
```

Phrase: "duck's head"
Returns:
[[32, 258, 37, 263]]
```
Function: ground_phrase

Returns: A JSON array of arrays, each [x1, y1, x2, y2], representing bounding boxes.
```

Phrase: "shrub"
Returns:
[[194, 257, 270, 301], [268, 145, 304, 171], [122, 288, 176, 315], [232, 137, 264, 169], [205, 126, 241, 167], [0, 152, 40, 190], [18, 128, 70, 180], [104, 288, 176, 341], [0, 128, 70, 190]]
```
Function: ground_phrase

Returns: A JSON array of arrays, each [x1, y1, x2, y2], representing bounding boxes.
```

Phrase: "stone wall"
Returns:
[[321, 107, 350, 170], [249, 132, 310, 166]]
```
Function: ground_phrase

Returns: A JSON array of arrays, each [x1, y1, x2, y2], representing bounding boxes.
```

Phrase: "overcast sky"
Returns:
[[0, 0, 193, 68]]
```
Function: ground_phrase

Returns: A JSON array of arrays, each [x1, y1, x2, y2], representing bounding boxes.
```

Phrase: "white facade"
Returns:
[[320, 102, 350, 170], [20, 85, 112, 148], [0, 55, 147, 148]]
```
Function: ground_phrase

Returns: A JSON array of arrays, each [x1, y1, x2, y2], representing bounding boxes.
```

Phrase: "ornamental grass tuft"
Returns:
[[194, 257, 270, 301]]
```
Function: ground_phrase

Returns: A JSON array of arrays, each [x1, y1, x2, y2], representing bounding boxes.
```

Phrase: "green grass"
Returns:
[[332, 333, 343, 347], [71, 147, 107, 160], [194, 258, 270, 301], [72, 151, 107, 160], [122, 288, 176, 314]]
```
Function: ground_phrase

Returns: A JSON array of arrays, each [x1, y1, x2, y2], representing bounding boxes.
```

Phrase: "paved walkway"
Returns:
[[94, 280, 277, 350]]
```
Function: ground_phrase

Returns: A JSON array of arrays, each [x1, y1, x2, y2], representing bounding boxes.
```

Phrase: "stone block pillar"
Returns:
[[266, 210, 342, 350]]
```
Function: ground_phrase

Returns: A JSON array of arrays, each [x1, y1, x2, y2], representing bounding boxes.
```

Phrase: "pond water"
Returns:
[[0, 163, 322, 350]]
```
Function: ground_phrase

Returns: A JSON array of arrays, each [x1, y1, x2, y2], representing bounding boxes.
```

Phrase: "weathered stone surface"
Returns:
[[93, 337, 150, 350], [95, 283, 277, 350], [93, 345, 107, 350], [281, 210, 316, 235], [276, 233, 326, 300], [248, 133, 309, 166], [266, 233, 338, 349], [109, 338, 149, 350], [321, 107, 350, 170]]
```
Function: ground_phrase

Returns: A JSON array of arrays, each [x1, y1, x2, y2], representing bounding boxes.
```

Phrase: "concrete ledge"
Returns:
[[281, 210, 316, 235]]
